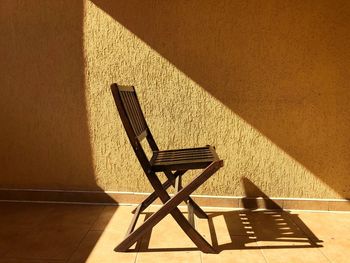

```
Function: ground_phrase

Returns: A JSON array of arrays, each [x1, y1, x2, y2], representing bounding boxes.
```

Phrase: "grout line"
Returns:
[[316, 246, 333, 263], [134, 250, 139, 263], [317, 247, 333, 263], [65, 205, 106, 262], [65, 227, 91, 263], [134, 224, 141, 263], [195, 213, 203, 263], [259, 211, 332, 263], [257, 241, 269, 263], [286, 212, 330, 262]]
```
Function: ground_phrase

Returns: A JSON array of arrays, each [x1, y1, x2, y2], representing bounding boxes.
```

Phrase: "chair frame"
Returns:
[[111, 84, 223, 253]]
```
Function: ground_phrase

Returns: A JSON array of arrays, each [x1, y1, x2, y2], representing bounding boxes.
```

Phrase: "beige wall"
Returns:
[[1, 0, 349, 199], [0, 1, 97, 190]]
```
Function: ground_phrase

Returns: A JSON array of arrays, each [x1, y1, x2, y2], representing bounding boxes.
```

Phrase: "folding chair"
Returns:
[[110, 84, 223, 253]]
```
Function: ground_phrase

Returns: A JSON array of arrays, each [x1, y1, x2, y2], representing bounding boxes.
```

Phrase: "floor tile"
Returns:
[[260, 246, 330, 263], [136, 251, 201, 263], [196, 210, 260, 250], [318, 237, 350, 263], [92, 205, 138, 232], [0, 203, 53, 228], [201, 245, 267, 263], [3, 225, 89, 261], [257, 212, 332, 263], [69, 205, 147, 263], [0, 203, 104, 260], [41, 203, 105, 228], [138, 212, 198, 250], [196, 210, 266, 262], [0, 227, 32, 257], [290, 212, 350, 240], [248, 211, 319, 246], [136, 209, 201, 263], [67, 230, 137, 263]]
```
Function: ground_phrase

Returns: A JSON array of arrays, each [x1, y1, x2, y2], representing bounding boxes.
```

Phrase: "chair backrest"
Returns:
[[111, 84, 158, 172], [114, 85, 148, 140]]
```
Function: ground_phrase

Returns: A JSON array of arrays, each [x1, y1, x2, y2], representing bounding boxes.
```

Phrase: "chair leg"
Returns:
[[131, 170, 186, 214], [187, 198, 208, 219], [164, 170, 208, 219], [132, 170, 207, 218], [115, 161, 221, 253]]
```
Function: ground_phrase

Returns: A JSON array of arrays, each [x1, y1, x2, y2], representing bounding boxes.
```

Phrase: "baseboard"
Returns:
[[0, 188, 349, 211]]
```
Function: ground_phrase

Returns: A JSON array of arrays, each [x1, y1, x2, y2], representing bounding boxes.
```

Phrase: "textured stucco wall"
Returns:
[[1, 0, 349, 199], [0, 1, 97, 190]]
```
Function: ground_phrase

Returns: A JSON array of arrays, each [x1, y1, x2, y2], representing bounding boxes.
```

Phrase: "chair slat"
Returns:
[[119, 89, 147, 138], [156, 152, 213, 157], [127, 92, 143, 134], [155, 146, 210, 153], [154, 159, 214, 166], [157, 157, 213, 162], [156, 157, 213, 162], [125, 92, 141, 134], [120, 92, 136, 132], [157, 151, 212, 157]]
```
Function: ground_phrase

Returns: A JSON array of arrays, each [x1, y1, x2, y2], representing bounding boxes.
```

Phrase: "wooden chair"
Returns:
[[111, 84, 223, 253]]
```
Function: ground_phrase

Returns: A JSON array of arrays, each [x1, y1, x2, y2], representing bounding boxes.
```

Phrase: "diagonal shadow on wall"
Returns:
[[91, 0, 350, 199]]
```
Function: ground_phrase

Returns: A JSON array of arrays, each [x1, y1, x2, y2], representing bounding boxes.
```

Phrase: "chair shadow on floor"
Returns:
[[133, 177, 323, 253]]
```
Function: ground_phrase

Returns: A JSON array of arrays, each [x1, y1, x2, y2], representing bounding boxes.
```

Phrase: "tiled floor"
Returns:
[[0, 202, 349, 262]]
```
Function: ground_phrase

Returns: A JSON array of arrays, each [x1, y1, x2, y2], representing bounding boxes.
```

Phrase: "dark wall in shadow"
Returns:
[[92, 0, 350, 198], [0, 1, 96, 190], [0, 1, 112, 261]]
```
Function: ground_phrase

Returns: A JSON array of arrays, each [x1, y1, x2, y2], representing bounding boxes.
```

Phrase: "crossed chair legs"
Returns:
[[114, 160, 223, 254]]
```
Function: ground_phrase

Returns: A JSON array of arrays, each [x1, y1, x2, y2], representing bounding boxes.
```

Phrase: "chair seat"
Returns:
[[150, 145, 220, 172]]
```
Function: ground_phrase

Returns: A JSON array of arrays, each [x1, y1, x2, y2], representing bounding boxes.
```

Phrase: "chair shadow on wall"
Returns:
[[133, 177, 322, 253]]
